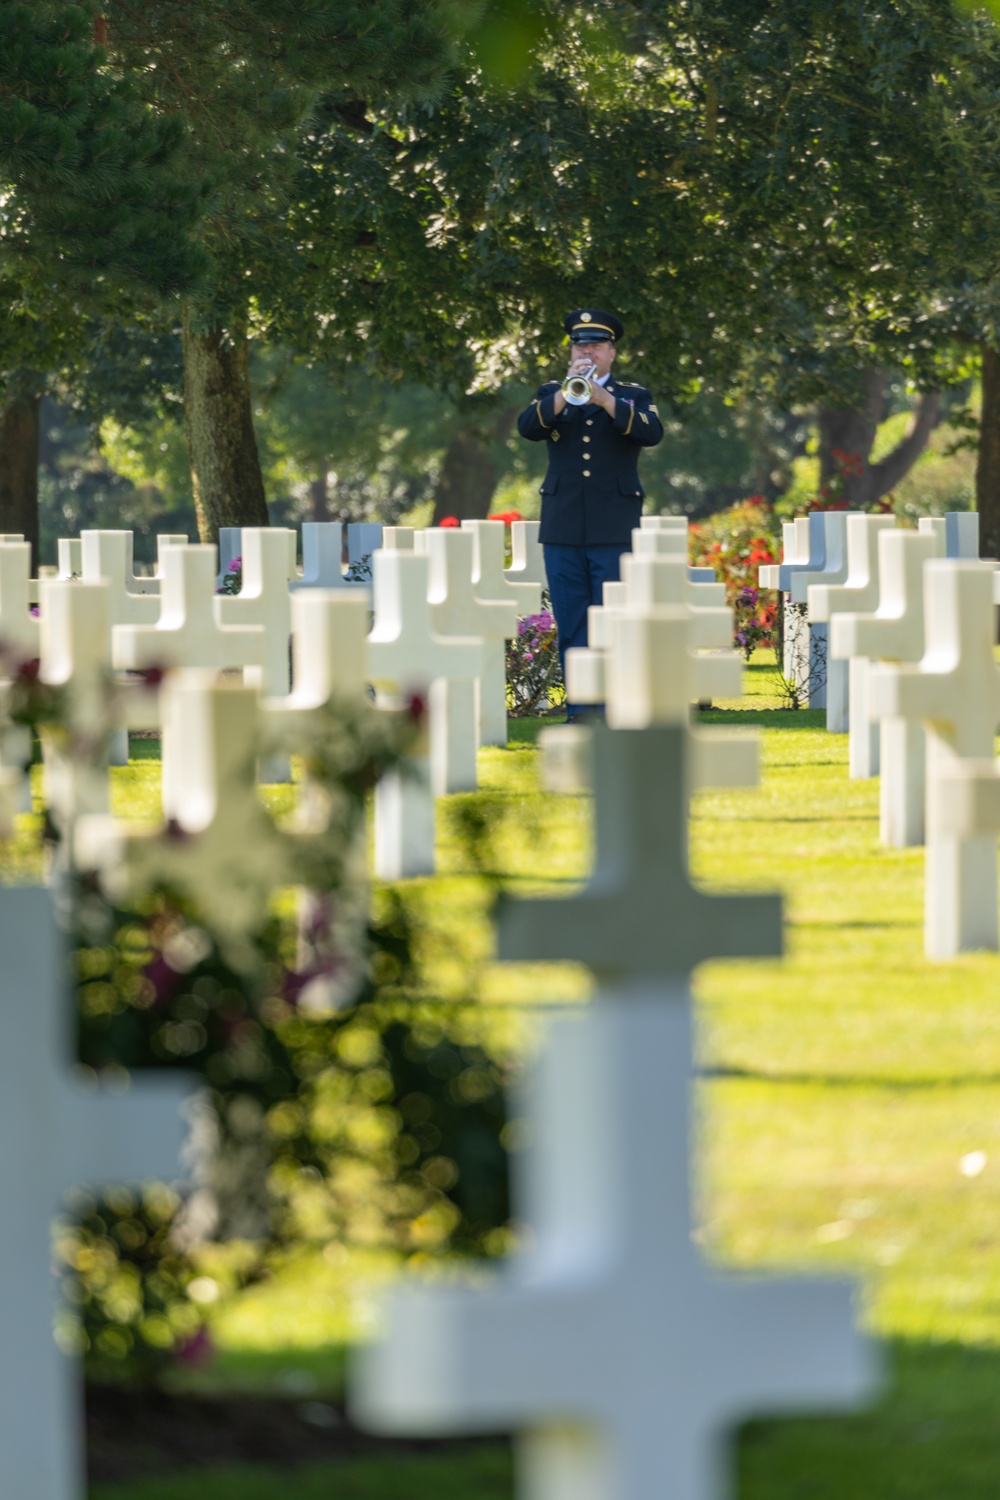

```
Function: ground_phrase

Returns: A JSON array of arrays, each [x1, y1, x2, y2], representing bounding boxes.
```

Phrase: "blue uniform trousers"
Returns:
[[544, 542, 630, 714]]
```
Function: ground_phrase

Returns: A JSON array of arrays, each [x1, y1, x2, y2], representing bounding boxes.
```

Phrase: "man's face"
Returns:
[[569, 339, 616, 378]]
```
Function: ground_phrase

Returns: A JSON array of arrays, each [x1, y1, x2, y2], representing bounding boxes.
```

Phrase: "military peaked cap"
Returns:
[[564, 308, 624, 344]]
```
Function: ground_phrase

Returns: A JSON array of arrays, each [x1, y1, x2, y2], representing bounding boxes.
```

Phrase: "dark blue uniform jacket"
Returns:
[[517, 378, 664, 546]]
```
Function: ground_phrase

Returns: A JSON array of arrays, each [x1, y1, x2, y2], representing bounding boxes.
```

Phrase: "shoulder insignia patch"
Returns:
[[639, 411, 649, 425], [649, 404, 659, 415]]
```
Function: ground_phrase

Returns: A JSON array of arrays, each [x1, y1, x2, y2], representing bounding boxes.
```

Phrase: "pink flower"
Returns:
[[175, 1327, 215, 1368]]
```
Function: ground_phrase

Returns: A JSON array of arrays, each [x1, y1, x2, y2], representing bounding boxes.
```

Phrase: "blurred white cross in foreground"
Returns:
[[354, 725, 875, 1500], [0, 887, 190, 1500]]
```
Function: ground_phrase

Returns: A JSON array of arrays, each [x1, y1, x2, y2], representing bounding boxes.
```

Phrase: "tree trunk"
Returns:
[[309, 468, 331, 522], [0, 391, 41, 571], [818, 366, 940, 507], [181, 306, 270, 543], [431, 409, 517, 525], [976, 344, 1000, 561]]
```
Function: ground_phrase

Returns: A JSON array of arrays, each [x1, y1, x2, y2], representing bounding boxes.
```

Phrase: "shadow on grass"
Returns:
[[506, 717, 567, 746], [89, 1443, 513, 1500], [739, 1339, 1000, 1500], [703, 1065, 1000, 1088], [128, 736, 162, 762], [90, 1340, 1000, 1499], [699, 708, 827, 730]]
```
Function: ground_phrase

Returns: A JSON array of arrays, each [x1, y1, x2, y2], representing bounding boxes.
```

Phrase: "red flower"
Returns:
[[490, 510, 524, 525], [439, 516, 460, 528]]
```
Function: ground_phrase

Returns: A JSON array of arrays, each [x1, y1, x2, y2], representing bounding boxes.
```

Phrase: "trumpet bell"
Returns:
[[562, 363, 598, 406]]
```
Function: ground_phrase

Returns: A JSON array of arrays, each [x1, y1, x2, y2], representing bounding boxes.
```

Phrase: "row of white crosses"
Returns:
[[865, 556, 1000, 958], [378, 519, 545, 745], [760, 510, 980, 730], [365, 521, 543, 877], [216, 520, 384, 590], [0, 519, 549, 882], [3, 514, 728, 883], [760, 510, 1000, 959]]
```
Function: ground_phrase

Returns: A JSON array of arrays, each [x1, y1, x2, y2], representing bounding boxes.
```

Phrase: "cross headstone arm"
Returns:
[[356, 1280, 584, 1435], [60, 1077, 191, 1194], [706, 1278, 877, 1423], [497, 728, 782, 975]]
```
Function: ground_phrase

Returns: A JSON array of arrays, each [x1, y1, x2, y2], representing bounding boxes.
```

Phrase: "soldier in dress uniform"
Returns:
[[517, 308, 663, 719]]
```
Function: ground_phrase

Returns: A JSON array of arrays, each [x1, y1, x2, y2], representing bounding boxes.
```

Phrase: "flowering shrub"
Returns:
[[216, 554, 242, 594], [506, 598, 564, 717], [688, 498, 781, 653], [732, 585, 776, 661]]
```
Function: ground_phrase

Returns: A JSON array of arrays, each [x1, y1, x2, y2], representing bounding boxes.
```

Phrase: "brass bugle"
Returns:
[[562, 362, 598, 406]]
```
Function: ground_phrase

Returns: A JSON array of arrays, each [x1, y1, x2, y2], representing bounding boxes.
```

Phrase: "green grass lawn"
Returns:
[[53, 656, 1000, 1494]]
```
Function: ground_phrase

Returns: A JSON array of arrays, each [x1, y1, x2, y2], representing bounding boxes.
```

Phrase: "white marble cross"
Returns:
[[759, 514, 831, 709], [425, 528, 517, 784], [77, 673, 301, 968], [629, 526, 728, 597], [0, 884, 189, 1500], [640, 514, 719, 580], [368, 550, 481, 877], [290, 522, 346, 589], [215, 528, 294, 695], [264, 590, 370, 719], [640, 514, 688, 531], [113, 546, 265, 679], [462, 519, 542, 613], [147, 533, 191, 591], [80, 531, 162, 628], [870, 561, 1000, 956], [810, 513, 895, 747], [507, 520, 547, 588], [0, 539, 40, 659], [348, 522, 383, 570], [549, 581, 755, 795], [919, 511, 980, 559], [831, 529, 941, 845], [355, 727, 872, 1500], [460, 520, 541, 745], [566, 553, 733, 711], [261, 590, 375, 1010], [380, 526, 417, 552], [77, 534, 164, 764], [289, 521, 382, 587], [215, 526, 243, 588], [784, 512, 849, 723], [57, 539, 82, 579], [40, 580, 117, 840]]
